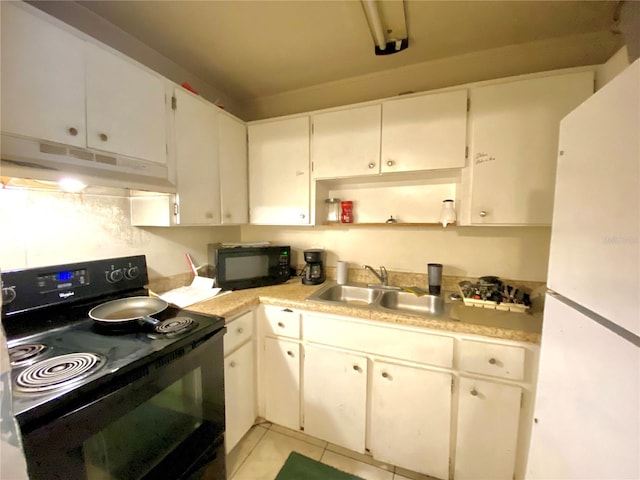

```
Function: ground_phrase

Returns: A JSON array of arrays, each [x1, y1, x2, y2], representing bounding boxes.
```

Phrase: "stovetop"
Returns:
[[1, 255, 226, 430], [7, 304, 225, 425]]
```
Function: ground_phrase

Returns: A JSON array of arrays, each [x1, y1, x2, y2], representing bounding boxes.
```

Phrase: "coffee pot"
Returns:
[[302, 249, 326, 285]]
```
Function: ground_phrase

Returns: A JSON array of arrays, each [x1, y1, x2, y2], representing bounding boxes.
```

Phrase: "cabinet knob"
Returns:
[[68, 127, 78, 136], [277, 322, 285, 328], [352, 365, 362, 372], [229, 361, 237, 368], [386, 160, 394, 167], [300, 213, 306, 219], [283, 308, 293, 313], [488, 357, 497, 365], [470, 388, 479, 396], [479, 210, 488, 217], [287, 350, 295, 357], [381, 372, 390, 379], [99, 133, 108, 142], [237, 327, 244, 334], [368, 163, 376, 169]]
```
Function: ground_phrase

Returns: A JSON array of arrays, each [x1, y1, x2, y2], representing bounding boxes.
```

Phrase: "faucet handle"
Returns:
[[379, 266, 388, 284]]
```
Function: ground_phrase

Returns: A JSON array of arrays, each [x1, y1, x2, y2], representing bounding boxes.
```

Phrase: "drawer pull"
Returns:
[[283, 308, 293, 313], [352, 365, 362, 373], [277, 322, 285, 328], [229, 361, 237, 368], [488, 357, 497, 365], [470, 388, 479, 396], [287, 350, 295, 357], [381, 372, 390, 379], [237, 327, 244, 334], [99, 133, 108, 142], [68, 127, 78, 136]]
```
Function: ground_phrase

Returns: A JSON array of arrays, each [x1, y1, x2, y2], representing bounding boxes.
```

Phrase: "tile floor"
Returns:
[[226, 422, 438, 480]]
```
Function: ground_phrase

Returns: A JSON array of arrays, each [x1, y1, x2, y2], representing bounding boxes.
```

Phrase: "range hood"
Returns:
[[1, 133, 176, 193]]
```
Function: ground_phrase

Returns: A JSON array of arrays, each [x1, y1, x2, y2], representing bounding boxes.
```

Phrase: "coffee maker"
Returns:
[[302, 249, 326, 285]]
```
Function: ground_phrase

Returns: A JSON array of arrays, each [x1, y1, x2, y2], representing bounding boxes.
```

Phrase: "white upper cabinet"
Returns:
[[380, 90, 468, 173], [463, 71, 594, 225], [1, 2, 167, 166], [1, 2, 86, 147], [173, 88, 220, 225], [311, 105, 381, 178], [219, 113, 249, 224], [85, 43, 167, 164], [248, 117, 310, 225]]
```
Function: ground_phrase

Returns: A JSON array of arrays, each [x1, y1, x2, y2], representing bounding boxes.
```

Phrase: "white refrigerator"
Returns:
[[526, 60, 640, 479]]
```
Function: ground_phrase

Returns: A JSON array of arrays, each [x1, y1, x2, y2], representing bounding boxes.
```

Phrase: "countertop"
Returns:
[[183, 278, 542, 344]]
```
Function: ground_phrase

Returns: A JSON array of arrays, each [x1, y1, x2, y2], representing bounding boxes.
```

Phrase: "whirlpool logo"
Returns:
[[58, 291, 75, 299]]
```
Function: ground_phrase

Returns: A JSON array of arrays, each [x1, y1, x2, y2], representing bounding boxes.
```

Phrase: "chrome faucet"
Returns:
[[363, 265, 388, 286]]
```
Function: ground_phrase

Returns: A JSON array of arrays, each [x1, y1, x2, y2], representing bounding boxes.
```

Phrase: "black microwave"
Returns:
[[208, 244, 291, 290]]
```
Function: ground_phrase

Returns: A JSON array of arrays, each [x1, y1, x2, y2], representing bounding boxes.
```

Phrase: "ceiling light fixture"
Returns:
[[360, 0, 408, 56]]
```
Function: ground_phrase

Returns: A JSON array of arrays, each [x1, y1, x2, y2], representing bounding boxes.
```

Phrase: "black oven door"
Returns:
[[21, 329, 226, 480]]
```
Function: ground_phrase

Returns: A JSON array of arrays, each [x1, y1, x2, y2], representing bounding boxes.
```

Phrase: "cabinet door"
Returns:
[[467, 71, 593, 225], [224, 341, 256, 453], [173, 88, 221, 225], [263, 337, 300, 430], [219, 114, 248, 225], [454, 377, 521, 480], [85, 42, 167, 164], [303, 344, 367, 453], [370, 361, 452, 479], [311, 105, 381, 178], [1, 3, 85, 147], [381, 90, 467, 173], [248, 117, 310, 225]]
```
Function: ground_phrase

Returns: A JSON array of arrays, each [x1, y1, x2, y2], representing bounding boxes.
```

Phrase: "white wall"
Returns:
[[0, 188, 240, 278], [241, 225, 552, 282]]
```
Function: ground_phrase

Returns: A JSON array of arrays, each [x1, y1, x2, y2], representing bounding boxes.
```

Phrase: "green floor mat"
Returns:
[[275, 452, 366, 480]]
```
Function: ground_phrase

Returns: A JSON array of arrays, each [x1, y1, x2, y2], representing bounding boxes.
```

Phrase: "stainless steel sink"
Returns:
[[378, 290, 445, 316], [306, 282, 450, 319], [307, 284, 381, 306]]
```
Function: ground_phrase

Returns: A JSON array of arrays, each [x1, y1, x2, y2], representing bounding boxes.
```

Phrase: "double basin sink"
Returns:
[[306, 282, 450, 319]]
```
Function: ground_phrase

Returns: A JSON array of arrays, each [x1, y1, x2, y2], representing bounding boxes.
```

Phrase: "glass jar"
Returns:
[[325, 198, 341, 223], [340, 200, 354, 223]]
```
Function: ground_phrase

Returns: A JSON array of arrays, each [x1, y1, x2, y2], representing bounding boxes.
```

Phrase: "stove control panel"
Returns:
[[37, 268, 88, 293], [1, 255, 148, 317]]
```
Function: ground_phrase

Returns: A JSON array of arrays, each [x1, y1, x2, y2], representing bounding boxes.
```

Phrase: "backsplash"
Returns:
[[0, 188, 239, 279]]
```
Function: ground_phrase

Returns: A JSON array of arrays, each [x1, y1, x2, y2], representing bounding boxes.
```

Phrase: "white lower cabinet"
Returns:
[[224, 341, 256, 453], [223, 310, 256, 454], [303, 344, 367, 453], [253, 306, 537, 480], [370, 361, 452, 479], [454, 377, 522, 480], [263, 337, 300, 430]]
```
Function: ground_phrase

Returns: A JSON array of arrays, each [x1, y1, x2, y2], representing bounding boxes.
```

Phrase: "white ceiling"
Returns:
[[31, 1, 622, 119]]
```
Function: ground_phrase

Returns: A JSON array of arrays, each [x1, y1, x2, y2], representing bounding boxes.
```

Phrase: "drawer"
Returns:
[[263, 305, 301, 339], [224, 310, 254, 355], [458, 339, 525, 380], [303, 314, 453, 368]]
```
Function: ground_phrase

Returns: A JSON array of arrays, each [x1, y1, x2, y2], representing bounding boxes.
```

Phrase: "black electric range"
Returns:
[[1, 255, 227, 480]]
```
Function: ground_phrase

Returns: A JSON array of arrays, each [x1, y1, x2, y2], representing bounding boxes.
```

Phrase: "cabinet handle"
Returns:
[[488, 357, 497, 365], [381, 372, 390, 379], [283, 308, 293, 313], [99, 133, 108, 142], [277, 322, 285, 328], [470, 388, 479, 396], [368, 163, 376, 169], [479, 210, 488, 217], [229, 361, 237, 368], [68, 127, 78, 136], [287, 350, 295, 357], [237, 327, 244, 334], [386, 160, 394, 167], [352, 365, 362, 372]]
